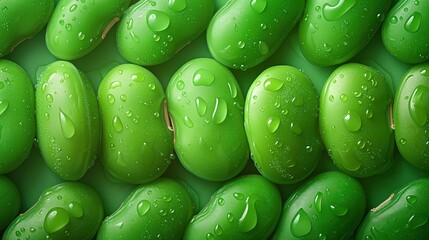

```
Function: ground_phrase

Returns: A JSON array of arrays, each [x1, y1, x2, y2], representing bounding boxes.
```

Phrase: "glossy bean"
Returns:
[[166, 58, 249, 181], [299, 0, 391, 66], [273, 171, 366, 239], [183, 174, 282, 240], [0, 175, 20, 231], [98, 64, 173, 184], [394, 62, 429, 170], [117, 0, 215, 66], [97, 178, 194, 240], [36, 61, 100, 180], [0, 60, 35, 174], [357, 179, 429, 239], [244, 66, 323, 184], [3, 182, 103, 240], [46, 0, 131, 60], [320, 63, 395, 177], [0, 0, 54, 57], [382, 0, 429, 63], [207, 0, 304, 70]]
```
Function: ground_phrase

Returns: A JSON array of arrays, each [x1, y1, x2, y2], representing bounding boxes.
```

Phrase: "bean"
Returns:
[[207, 0, 304, 70], [273, 171, 366, 239], [382, 0, 429, 63], [36, 61, 100, 180], [117, 0, 215, 66], [0, 175, 20, 230], [394, 62, 429, 170], [299, 0, 391, 66], [97, 178, 194, 240], [0, 60, 35, 174], [244, 65, 323, 184], [98, 64, 173, 184], [357, 178, 429, 239], [166, 58, 249, 181], [320, 63, 395, 177], [183, 174, 282, 240], [3, 182, 103, 240], [0, 0, 54, 57]]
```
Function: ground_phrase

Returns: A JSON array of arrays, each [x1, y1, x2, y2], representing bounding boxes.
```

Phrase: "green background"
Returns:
[[3, 0, 429, 236]]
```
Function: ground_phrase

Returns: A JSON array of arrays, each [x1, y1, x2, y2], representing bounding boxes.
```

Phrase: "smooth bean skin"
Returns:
[[46, 0, 131, 60], [97, 178, 194, 240], [0, 60, 35, 174], [36, 61, 100, 180], [0, 0, 54, 57], [2, 182, 103, 240], [382, 0, 429, 63], [244, 66, 323, 184], [166, 58, 249, 181], [98, 64, 173, 184], [207, 0, 304, 70], [394, 63, 429, 170], [183, 174, 282, 240], [320, 63, 394, 177], [117, 0, 215, 66], [299, 0, 391, 66], [357, 179, 429, 239], [0, 175, 20, 231], [273, 171, 366, 240]]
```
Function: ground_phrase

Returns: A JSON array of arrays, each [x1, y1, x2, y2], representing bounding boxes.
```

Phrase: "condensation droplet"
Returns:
[[264, 78, 284, 92], [59, 110, 76, 139], [147, 10, 170, 32], [267, 116, 280, 133], [195, 97, 208, 117], [137, 200, 151, 216], [405, 12, 422, 33], [250, 0, 267, 13], [291, 208, 312, 237], [193, 69, 215, 86], [44, 208, 70, 234], [113, 116, 124, 133], [212, 98, 228, 124], [343, 111, 361, 132]]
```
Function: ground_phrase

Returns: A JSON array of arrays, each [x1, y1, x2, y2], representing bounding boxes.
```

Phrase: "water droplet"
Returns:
[[343, 111, 361, 132], [137, 200, 151, 217], [0, 100, 9, 116], [337, 149, 362, 171], [65, 23, 72, 31], [340, 94, 348, 102], [168, 0, 186, 11], [323, 43, 332, 52], [408, 214, 428, 229], [264, 78, 284, 92], [120, 94, 127, 102], [227, 82, 238, 99], [126, 18, 134, 30], [176, 80, 185, 90], [238, 195, 259, 232], [184, 116, 194, 128], [59, 110, 76, 139], [365, 109, 373, 119], [329, 95, 334, 102], [214, 224, 223, 236], [44, 207, 70, 233], [130, 31, 140, 42], [258, 41, 269, 55], [400, 138, 407, 145], [107, 94, 115, 104], [409, 85, 429, 127], [110, 81, 122, 89], [46, 94, 54, 103], [217, 197, 225, 206], [406, 195, 417, 204], [69, 4, 77, 12], [291, 208, 312, 237], [250, 0, 267, 13], [405, 12, 422, 33], [68, 201, 84, 218], [148, 83, 156, 90], [147, 10, 170, 32], [357, 140, 366, 149], [306, 145, 313, 153], [193, 69, 215, 86], [113, 116, 124, 133], [290, 122, 302, 135], [323, 0, 356, 21], [227, 213, 234, 222], [330, 204, 348, 216], [314, 192, 323, 213], [206, 233, 215, 240], [267, 116, 280, 133], [195, 97, 208, 117], [238, 41, 246, 49], [390, 16, 398, 24], [77, 32, 85, 40], [260, 23, 267, 29], [212, 98, 228, 124]]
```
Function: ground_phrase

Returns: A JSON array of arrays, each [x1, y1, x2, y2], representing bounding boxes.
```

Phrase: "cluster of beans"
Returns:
[[1, 0, 429, 239]]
